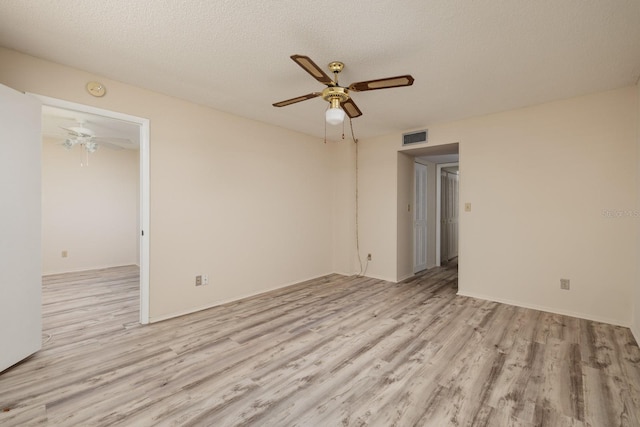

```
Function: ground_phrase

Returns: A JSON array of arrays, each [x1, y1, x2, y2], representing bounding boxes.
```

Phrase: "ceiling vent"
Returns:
[[402, 129, 428, 146]]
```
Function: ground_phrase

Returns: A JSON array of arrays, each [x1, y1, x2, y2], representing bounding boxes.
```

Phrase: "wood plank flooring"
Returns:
[[1, 264, 640, 426]]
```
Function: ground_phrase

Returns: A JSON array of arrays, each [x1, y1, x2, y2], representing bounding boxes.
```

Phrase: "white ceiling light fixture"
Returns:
[[61, 124, 99, 154], [325, 97, 346, 126], [62, 136, 99, 162], [60, 131, 99, 166], [85, 140, 99, 153], [62, 138, 75, 150]]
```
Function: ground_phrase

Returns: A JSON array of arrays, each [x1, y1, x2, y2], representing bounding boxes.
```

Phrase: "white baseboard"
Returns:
[[457, 290, 630, 328], [42, 263, 139, 276], [150, 271, 339, 323]]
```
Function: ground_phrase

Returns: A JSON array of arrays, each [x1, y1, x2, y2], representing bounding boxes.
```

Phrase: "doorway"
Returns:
[[438, 164, 459, 264], [34, 95, 150, 324], [398, 143, 459, 280]]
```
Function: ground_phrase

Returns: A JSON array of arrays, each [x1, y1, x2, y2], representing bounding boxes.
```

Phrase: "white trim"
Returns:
[[435, 162, 459, 266], [457, 290, 630, 328], [413, 161, 428, 274], [31, 94, 151, 325], [139, 116, 150, 324]]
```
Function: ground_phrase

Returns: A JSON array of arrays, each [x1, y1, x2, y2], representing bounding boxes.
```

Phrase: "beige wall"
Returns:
[[41, 137, 139, 274], [331, 140, 357, 275], [360, 87, 638, 326], [355, 135, 399, 281], [456, 88, 636, 326], [0, 47, 334, 321], [3, 46, 638, 329]]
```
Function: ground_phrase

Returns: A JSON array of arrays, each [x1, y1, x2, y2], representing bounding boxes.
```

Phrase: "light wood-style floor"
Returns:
[[2, 264, 640, 426]]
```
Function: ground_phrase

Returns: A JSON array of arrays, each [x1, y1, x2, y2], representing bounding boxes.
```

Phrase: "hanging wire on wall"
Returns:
[[324, 116, 367, 277], [349, 118, 368, 277]]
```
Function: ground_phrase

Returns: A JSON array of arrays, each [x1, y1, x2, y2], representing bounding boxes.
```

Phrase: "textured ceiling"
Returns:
[[1, 1, 639, 140]]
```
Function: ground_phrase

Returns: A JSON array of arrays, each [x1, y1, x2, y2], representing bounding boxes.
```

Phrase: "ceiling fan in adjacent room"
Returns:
[[60, 121, 133, 153], [273, 54, 415, 125]]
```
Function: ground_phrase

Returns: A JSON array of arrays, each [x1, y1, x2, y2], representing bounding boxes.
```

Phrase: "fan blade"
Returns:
[[60, 126, 93, 138], [290, 55, 333, 85], [93, 137, 135, 149], [273, 92, 321, 107], [348, 75, 415, 92], [341, 98, 362, 119]]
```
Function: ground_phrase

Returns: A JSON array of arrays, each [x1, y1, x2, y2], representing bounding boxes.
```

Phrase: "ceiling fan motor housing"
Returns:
[[322, 86, 350, 107]]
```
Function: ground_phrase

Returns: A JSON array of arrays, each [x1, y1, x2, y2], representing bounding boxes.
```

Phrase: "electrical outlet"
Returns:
[[61, 250, 68, 258], [195, 275, 202, 286], [560, 278, 570, 290], [202, 275, 209, 286], [367, 253, 372, 261]]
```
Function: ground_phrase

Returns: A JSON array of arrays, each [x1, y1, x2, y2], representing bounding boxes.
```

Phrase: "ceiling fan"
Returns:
[[60, 121, 132, 153], [273, 54, 415, 125]]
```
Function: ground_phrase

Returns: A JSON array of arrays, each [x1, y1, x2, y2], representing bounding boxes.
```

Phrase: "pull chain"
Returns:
[[323, 115, 327, 144]]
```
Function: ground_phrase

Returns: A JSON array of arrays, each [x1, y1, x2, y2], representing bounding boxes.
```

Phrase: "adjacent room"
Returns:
[[1, 1, 639, 425]]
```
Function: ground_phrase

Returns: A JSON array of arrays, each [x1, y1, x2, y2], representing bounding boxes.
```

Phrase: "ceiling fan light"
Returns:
[[85, 141, 98, 153], [325, 107, 345, 125], [62, 139, 75, 150]]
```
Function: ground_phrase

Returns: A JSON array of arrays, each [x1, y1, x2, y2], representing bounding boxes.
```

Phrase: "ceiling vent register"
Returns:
[[402, 130, 428, 146]]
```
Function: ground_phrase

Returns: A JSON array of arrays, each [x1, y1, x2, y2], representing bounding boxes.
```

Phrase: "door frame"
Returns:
[[413, 161, 428, 273], [435, 162, 459, 267], [32, 94, 150, 324]]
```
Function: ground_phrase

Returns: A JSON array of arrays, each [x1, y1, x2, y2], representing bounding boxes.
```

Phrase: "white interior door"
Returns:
[[0, 84, 42, 372], [440, 171, 449, 263], [447, 172, 459, 259], [441, 170, 459, 262], [414, 162, 428, 273]]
